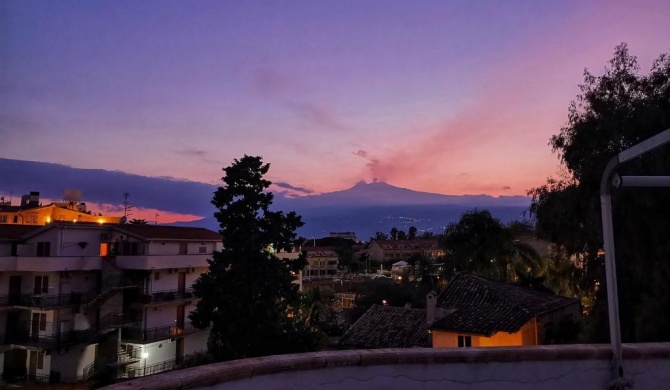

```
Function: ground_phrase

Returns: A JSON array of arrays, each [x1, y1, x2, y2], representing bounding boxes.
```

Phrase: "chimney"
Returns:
[[426, 291, 437, 325]]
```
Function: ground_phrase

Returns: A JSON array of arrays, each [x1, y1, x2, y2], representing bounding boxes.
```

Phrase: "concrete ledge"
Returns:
[[102, 343, 670, 390]]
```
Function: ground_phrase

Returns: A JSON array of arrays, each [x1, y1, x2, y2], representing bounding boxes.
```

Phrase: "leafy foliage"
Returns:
[[190, 156, 318, 360], [440, 209, 542, 282], [529, 44, 670, 342]]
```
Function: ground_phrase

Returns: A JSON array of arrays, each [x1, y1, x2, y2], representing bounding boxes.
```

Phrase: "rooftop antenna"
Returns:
[[122, 192, 134, 218], [154, 212, 159, 225]]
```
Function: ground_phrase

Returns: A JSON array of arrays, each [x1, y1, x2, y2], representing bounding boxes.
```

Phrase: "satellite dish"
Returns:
[[120, 216, 128, 224]]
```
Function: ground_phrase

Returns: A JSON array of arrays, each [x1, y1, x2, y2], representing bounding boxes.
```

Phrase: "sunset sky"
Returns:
[[3, 0, 670, 202]]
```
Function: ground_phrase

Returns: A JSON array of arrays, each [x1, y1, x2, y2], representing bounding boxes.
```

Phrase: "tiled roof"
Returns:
[[338, 305, 429, 349], [114, 225, 221, 241], [0, 224, 43, 240], [431, 273, 578, 336]]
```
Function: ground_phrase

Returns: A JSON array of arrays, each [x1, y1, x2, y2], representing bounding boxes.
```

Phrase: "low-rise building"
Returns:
[[302, 247, 339, 279], [0, 192, 122, 226], [429, 273, 580, 347], [367, 239, 444, 263], [339, 272, 579, 350]]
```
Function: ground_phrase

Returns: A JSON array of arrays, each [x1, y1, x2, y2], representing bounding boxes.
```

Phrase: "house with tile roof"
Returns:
[[429, 272, 580, 348], [338, 272, 579, 350], [338, 305, 429, 349]]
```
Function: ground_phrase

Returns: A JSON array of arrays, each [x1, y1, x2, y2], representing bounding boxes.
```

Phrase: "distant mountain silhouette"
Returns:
[[274, 181, 529, 209], [176, 181, 531, 240]]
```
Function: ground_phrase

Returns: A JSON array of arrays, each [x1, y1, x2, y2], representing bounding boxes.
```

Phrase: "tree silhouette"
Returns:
[[190, 156, 316, 360], [529, 43, 670, 342]]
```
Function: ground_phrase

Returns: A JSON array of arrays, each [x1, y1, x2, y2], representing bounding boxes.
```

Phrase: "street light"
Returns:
[[142, 352, 149, 376]]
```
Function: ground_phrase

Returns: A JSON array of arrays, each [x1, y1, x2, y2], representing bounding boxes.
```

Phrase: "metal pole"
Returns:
[[600, 192, 623, 375], [617, 175, 670, 187]]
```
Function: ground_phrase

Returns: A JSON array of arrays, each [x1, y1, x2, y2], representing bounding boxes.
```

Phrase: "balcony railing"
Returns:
[[125, 358, 179, 378], [137, 288, 194, 304], [120, 350, 211, 379], [98, 312, 142, 330], [121, 323, 205, 343], [0, 292, 84, 309], [84, 346, 142, 380], [1, 329, 90, 349]]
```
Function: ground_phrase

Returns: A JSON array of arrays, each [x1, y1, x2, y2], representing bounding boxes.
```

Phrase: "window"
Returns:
[[458, 335, 472, 348], [154, 272, 160, 280], [13, 215, 18, 223], [179, 242, 188, 255], [36, 242, 51, 257], [100, 242, 109, 256], [0, 215, 7, 223], [34, 276, 48, 294], [32, 312, 47, 332], [25, 214, 38, 224], [37, 352, 44, 369], [121, 241, 140, 255], [198, 246, 207, 254]]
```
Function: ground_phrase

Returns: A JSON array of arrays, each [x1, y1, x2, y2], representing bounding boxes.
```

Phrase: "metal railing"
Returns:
[[1, 329, 90, 349], [121, 350, 211, 379], [125, 358, 178, 378], [0, 292, 84, 309], [84, 346, 142, 380], [98, 312, 142, 330], [121, 322, 204, 343], [138, 288, 194, 304]]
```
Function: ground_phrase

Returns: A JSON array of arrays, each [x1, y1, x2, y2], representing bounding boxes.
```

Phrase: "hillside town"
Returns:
[[0, 189, 583, 387]]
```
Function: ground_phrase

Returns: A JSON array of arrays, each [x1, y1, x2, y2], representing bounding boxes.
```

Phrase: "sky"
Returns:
[[2, 0, 670, 219]]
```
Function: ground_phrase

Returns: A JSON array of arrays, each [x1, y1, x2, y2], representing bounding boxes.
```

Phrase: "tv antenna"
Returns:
[[122, 193, 134, 218]]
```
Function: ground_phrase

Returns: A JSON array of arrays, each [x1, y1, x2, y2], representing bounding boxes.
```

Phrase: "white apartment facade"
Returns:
[[0, 222, 221, 386]]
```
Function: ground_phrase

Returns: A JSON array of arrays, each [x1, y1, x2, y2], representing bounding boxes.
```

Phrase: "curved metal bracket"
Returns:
[[599, 128, 670, 388]]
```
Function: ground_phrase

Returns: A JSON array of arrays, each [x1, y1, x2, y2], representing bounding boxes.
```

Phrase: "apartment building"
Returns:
[[0, 222, 221, 386], [302, 247, 339, 279], [367, 238, 445, 262]]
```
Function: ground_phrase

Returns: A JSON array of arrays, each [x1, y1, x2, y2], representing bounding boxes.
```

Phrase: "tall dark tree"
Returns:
[[408, 226, 418, 239], [190, 156, 315, 360], [389, 227, 398, 240], [529, 44, 670, 342], [371, 231, 388, 241], [440, 209, 542, 282]]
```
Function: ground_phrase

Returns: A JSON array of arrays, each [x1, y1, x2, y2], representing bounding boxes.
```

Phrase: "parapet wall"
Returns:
[[103, 343, 670, 390]]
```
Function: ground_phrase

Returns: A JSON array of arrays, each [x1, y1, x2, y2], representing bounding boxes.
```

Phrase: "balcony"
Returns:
[[0, 256, 102, 272], [136, 288, 195, 305], [115, 254, 211, 270], [121, 323, 206, 344], [0, 292, 84, 310], [84, 346, 142, 380], [1, 329, 89, 350]]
